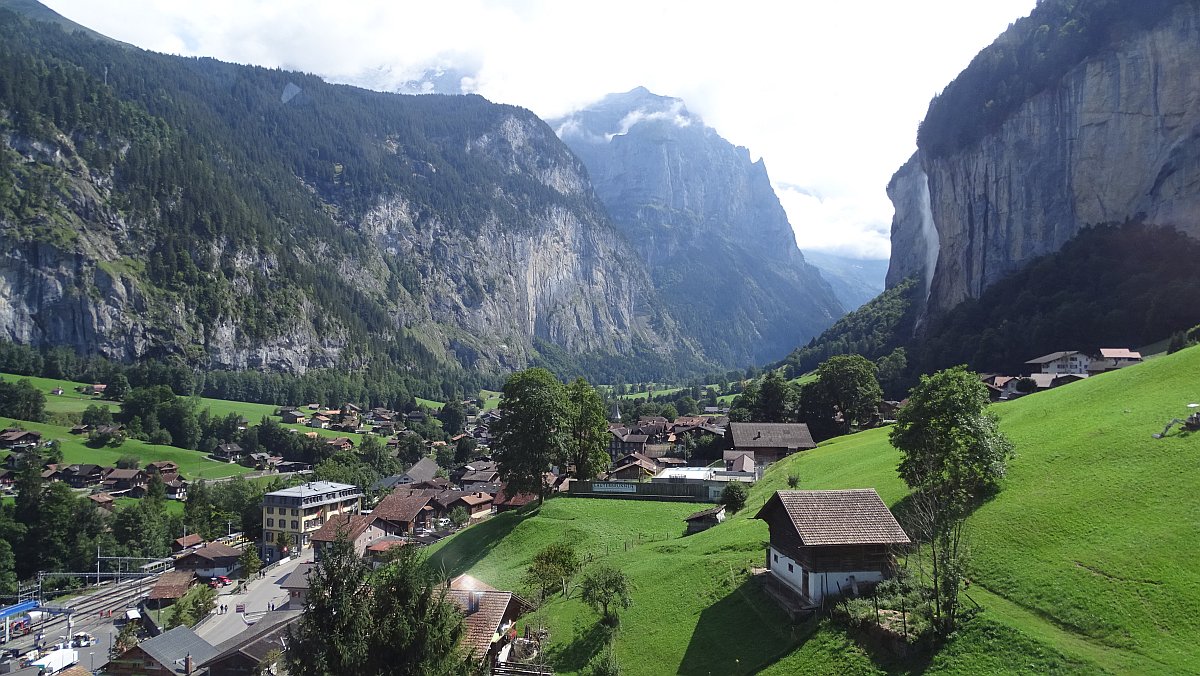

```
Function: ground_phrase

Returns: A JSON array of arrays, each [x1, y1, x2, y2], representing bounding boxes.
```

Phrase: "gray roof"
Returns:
[[138, 626, 219, 673], [265, 481, 360, 498], [280, 562, 318, 591], [402, 457, 440, 483], [729, 423, 816, 450], [1025, 351, 1081, 364], [201, 610, 301, 669]]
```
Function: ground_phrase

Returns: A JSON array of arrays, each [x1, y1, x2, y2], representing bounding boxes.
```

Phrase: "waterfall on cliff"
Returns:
[[917, 171, 939, 300]]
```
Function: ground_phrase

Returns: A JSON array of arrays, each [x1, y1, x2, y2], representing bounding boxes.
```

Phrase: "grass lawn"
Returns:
[[0, 417, 251, 481], [480, 390, 502, 411], [114, 496, 185, 516], [416, 397, 445, 410], [422, 346, 1200, 674]]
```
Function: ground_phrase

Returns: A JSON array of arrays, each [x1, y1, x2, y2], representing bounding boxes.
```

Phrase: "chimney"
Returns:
[[754, 431, 761, 440], [185, 652, 193, 676]]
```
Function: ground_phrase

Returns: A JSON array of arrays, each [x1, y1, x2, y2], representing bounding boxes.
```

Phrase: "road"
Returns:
[[195, 551, 310, 646]]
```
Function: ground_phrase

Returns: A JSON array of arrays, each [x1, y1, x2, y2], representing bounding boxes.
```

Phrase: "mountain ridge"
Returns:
[[552, 87, 844, 367]]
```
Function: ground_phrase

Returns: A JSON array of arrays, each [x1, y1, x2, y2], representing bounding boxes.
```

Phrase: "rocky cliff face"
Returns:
[[553, 88, 843, 366], [888, 2, 1200, 317], [0, 12, 694, 380]]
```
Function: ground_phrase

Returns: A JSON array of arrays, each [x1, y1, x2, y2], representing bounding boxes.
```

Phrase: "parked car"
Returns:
[[436, 517, 451, 529], [216, 575, 232, 586]]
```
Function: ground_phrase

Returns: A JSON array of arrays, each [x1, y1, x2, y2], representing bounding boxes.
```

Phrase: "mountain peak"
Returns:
[[555, 86, 699, 144]]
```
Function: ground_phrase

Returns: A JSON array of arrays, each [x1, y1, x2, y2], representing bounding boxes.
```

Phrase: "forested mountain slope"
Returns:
[[0, 5, 706, 386]]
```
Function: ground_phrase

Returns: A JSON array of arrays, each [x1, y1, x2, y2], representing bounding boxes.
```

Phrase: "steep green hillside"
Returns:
[[428, 345, 1200, 674]]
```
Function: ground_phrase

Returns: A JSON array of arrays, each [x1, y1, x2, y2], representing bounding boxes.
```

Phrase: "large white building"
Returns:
[[261, 481, 362, 561]]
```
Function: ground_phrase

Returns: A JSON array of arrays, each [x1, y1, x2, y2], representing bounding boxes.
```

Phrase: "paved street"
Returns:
[[195, 551, 311, 646]]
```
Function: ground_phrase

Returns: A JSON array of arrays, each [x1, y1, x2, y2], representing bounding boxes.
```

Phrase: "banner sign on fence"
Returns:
[[592, 482, 637, 493]]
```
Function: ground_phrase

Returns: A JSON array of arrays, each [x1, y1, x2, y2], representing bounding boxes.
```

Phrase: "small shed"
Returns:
[[683, 505, 726, 534]]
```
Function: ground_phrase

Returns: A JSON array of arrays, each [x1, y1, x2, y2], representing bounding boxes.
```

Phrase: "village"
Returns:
[[0, 343, 1159, 675]]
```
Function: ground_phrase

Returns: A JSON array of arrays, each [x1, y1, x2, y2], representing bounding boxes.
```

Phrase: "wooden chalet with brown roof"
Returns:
[[371, 491, 436, 534], [310, 513, 393, 558], [755, 489, 909, 610], [147, 570, 195, 606], [174, 542, 242, 578], [145, 460, 180, 482], [684, 504, 726, 534], [447, 575, 532, 667], [0, 428, 41, 450], [729, 422, 816, 464]]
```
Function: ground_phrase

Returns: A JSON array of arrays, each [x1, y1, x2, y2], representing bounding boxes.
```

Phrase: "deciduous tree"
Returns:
[[580, 565, 632, 625], [889, 365, 1014, 635], [564, 378, 609, 481], [492, 368, 567, 504], [816, 355, 882, 435]]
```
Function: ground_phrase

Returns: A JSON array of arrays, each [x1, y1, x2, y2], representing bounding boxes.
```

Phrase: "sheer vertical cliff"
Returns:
[[553, 88, 843, 366], [888, 0, 1200, 317]]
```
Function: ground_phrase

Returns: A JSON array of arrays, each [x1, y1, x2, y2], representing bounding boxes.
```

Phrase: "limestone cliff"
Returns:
[[553, 88, 843, 366], [888, 1, 1200, 317], [0, 10, 697, 381]]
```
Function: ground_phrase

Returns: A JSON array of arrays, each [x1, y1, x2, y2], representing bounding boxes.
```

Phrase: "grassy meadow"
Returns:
[[425, 345, 1200, 674]]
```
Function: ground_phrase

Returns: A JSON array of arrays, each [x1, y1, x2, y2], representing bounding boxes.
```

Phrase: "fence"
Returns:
[[567, 480, 710, 502]]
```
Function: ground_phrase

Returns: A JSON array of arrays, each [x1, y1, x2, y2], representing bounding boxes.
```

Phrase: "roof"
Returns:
[[372, 492, 434, 523], [265, 481, 360, 498], [137, 626, 219, 672], [178, 542, 241, 563], [279, 562, 318, 591], [88, 492, 114, 504], [1100, 348, 1142, 359], [311, 513, 377, 543], [1025, 351, 1081, 364], [684, 505, 725, 521], [755, 489, 910, 546], [461, 470, 500, 483], [449, 574, 498, 592], [104, 468, 143, 480], [730, 454, 755, 473], [173, 533, 203, 549], [201, 610, 300, 669], [729, 423, 816, 450], [446, 589, 527, 658], [403, 457, 440, 483], [148, 571, 195, 600], [458, 492, 494, 507]]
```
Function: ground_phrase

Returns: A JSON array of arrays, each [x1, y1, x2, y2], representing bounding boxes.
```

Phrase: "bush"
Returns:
[[115, 455, 140, 469], [148, 428, 173, 445], [787, 473, 800, 489], [720, 482, 749, 513]]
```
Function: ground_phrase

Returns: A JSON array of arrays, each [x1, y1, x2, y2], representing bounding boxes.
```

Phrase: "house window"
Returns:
[[773, 553, 778, 562], [267, 507, 274, 514], [267, 518, 274, 527], [292, 509, 299, 516], [788, 563, 793, 573], [291, 520, 299, 530], [266, 532, 274, 542]]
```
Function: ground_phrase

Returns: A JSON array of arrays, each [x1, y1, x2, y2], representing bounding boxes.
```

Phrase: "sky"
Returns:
[[43, 0, 1036, 260]]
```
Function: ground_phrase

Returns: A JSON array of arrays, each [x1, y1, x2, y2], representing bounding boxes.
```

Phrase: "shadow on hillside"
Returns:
[[426, 505, 538, 578], [546, 617, 614, 673], [679, 577, 812, 675]]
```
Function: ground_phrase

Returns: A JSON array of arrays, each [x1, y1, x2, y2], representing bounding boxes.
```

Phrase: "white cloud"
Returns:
[[43, 0, 1037, 260]]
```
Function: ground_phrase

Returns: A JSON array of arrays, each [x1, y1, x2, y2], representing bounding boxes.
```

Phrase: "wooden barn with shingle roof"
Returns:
[[755, 489, 909, 606]]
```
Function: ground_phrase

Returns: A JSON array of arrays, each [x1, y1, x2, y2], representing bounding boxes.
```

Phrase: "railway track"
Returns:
[[3, 573, 161, 654]]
